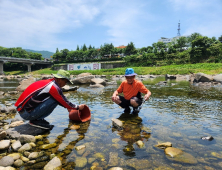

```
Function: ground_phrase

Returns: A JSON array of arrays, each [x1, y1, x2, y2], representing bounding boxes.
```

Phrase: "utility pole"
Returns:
[[177, 20, 181, 37]]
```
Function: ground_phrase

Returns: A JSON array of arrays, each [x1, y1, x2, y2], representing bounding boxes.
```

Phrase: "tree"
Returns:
[[147, 46, 153, 53], [156, 42, 166, 50], [176, 36, 187, 51], [88, 45, 92, 49], [219, 35, 222, 42], [125, 42, 137, 55], [99, 43, 114, 57], [190, 36, 212, 63], [56, 48, 59, 53], [82, 44, 87, 51], [187, 32, 202, 44], [76, 45, 79, 51]]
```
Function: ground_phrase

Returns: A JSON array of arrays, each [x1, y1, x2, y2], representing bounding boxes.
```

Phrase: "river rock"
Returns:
[[120, 158, 151, 169], [16, 77, 36, 92], [155, 142, 172, 148], [165, 147, 197, 164], [136, 140, 144, 148], [72, 75, 94, 84], [0, 166, 16, 170], [28, 152, 39, 160], [39, 143, 57, 149], [6, 128, 20, 139], [112, 118, 123, 129], [43, 156, 62, 170], [167, 152, 197, 164], [9, 121, 24, 128], [91, 78, 106, 85], [109, 168, 123, 170], [5, 107, 17, 114], [76, 73, 92, 77], [75, 157, 87, 168], [193, 73, 213, 82], [13, 159, 24, 167], [0, 140, 10, 150], [18, 143, 32, 152], [11, 141, 22, 151], [61, 85, 79, 92], [213, 74, 222, 83], [89, 84, 104, 88], [7, 153, 20, 160], [165, 74, 176, 79], [0, 131, 7, 140], [19, 134, 36, 143], [108, 152, 118, 166], [0, 156, 14, 167], [165, 147, 183, 157]]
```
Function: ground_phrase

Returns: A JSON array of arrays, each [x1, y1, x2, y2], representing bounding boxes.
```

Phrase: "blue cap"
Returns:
[[124, 68, 137, 76]]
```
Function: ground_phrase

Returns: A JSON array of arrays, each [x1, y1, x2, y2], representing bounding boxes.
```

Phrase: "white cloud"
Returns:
[[98, 0, 154, 47], [0, 0, 100, 50]]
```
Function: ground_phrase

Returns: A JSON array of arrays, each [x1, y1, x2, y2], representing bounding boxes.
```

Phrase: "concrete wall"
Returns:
[[53, 62, 126, 70]]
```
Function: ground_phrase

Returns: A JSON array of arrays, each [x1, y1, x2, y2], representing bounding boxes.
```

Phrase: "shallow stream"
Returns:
[[1, 77, 222, 169]]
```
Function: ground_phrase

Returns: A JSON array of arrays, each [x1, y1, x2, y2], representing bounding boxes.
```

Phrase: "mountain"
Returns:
[[25, 49, 54, 59]]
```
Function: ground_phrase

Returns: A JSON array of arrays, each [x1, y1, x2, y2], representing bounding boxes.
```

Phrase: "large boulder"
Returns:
[[91, 78, 106, 85], [72, 75, 94, 84], [193, 73, 213, 83], [76, 73, 92, 77], [213, 74, 222, 83], [15, 77, 36, 92]]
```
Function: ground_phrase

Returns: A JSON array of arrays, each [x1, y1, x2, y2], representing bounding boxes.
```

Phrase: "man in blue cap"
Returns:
[[112, 68, 151, 114]]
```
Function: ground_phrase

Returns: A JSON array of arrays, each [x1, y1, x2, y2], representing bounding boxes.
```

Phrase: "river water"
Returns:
[[1, 77, 222, 169]]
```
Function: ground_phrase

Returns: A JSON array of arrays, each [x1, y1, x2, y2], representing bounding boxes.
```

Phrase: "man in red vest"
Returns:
[[15, 69, 85, 130]]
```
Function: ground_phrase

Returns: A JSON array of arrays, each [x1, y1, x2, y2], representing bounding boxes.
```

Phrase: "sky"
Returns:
[[0, 0, 221, 53]]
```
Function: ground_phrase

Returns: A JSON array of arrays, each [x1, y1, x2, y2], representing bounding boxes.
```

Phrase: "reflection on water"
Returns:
[[2, 78, 222, 169], [0, 79, 19, 92]]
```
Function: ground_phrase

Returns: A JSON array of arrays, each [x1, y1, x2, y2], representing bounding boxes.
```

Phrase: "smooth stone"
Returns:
[[40, 143, 57, 150], [18, 143, 32, 153], [155, 142, 172, 148], [13, 159, 24, 167], [0, 131, 7, 140], [9, 121, 24, 128], [165, 147, 183, 157], [108, 152, 118, 166], [136, 140, 144, 148], [75, 145, 86, 151], [0, 156, 14, 167], [43, 156, 62, 170], [19, 135, 36, 143], [11, 141, 22, 151], [28, 152, 39, 160], [109, 168, 123, 170], [7, 153, 21, 160], [75, 157, 87, 168], [0, 140, 11, 150]]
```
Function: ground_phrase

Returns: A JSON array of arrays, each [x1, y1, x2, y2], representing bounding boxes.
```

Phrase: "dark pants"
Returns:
[[19, 97, 58, 120], [118, 92, 143, 109]]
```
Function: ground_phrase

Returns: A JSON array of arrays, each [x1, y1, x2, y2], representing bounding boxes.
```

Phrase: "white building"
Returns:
[[158, 35, 191, 45]]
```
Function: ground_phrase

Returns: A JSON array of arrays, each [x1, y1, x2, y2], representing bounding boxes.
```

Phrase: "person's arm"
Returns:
[[139, 82, 151, 101]]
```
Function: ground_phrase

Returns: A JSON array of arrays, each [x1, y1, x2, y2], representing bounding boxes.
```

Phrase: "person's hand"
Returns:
[[67, 108, 71, 112], [112, 95, 118, 102], [144, 94, 150, 101], [78, 104, 85, 111]]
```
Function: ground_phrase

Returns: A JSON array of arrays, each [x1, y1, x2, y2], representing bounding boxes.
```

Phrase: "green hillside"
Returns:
[[25, 49, 54, 59]]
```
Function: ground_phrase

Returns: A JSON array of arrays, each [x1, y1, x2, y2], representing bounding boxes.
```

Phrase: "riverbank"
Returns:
[[4, 63, 222, 76]]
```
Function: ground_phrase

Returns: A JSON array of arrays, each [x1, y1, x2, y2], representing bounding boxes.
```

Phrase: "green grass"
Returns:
[[5, 63, 222, 76]]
